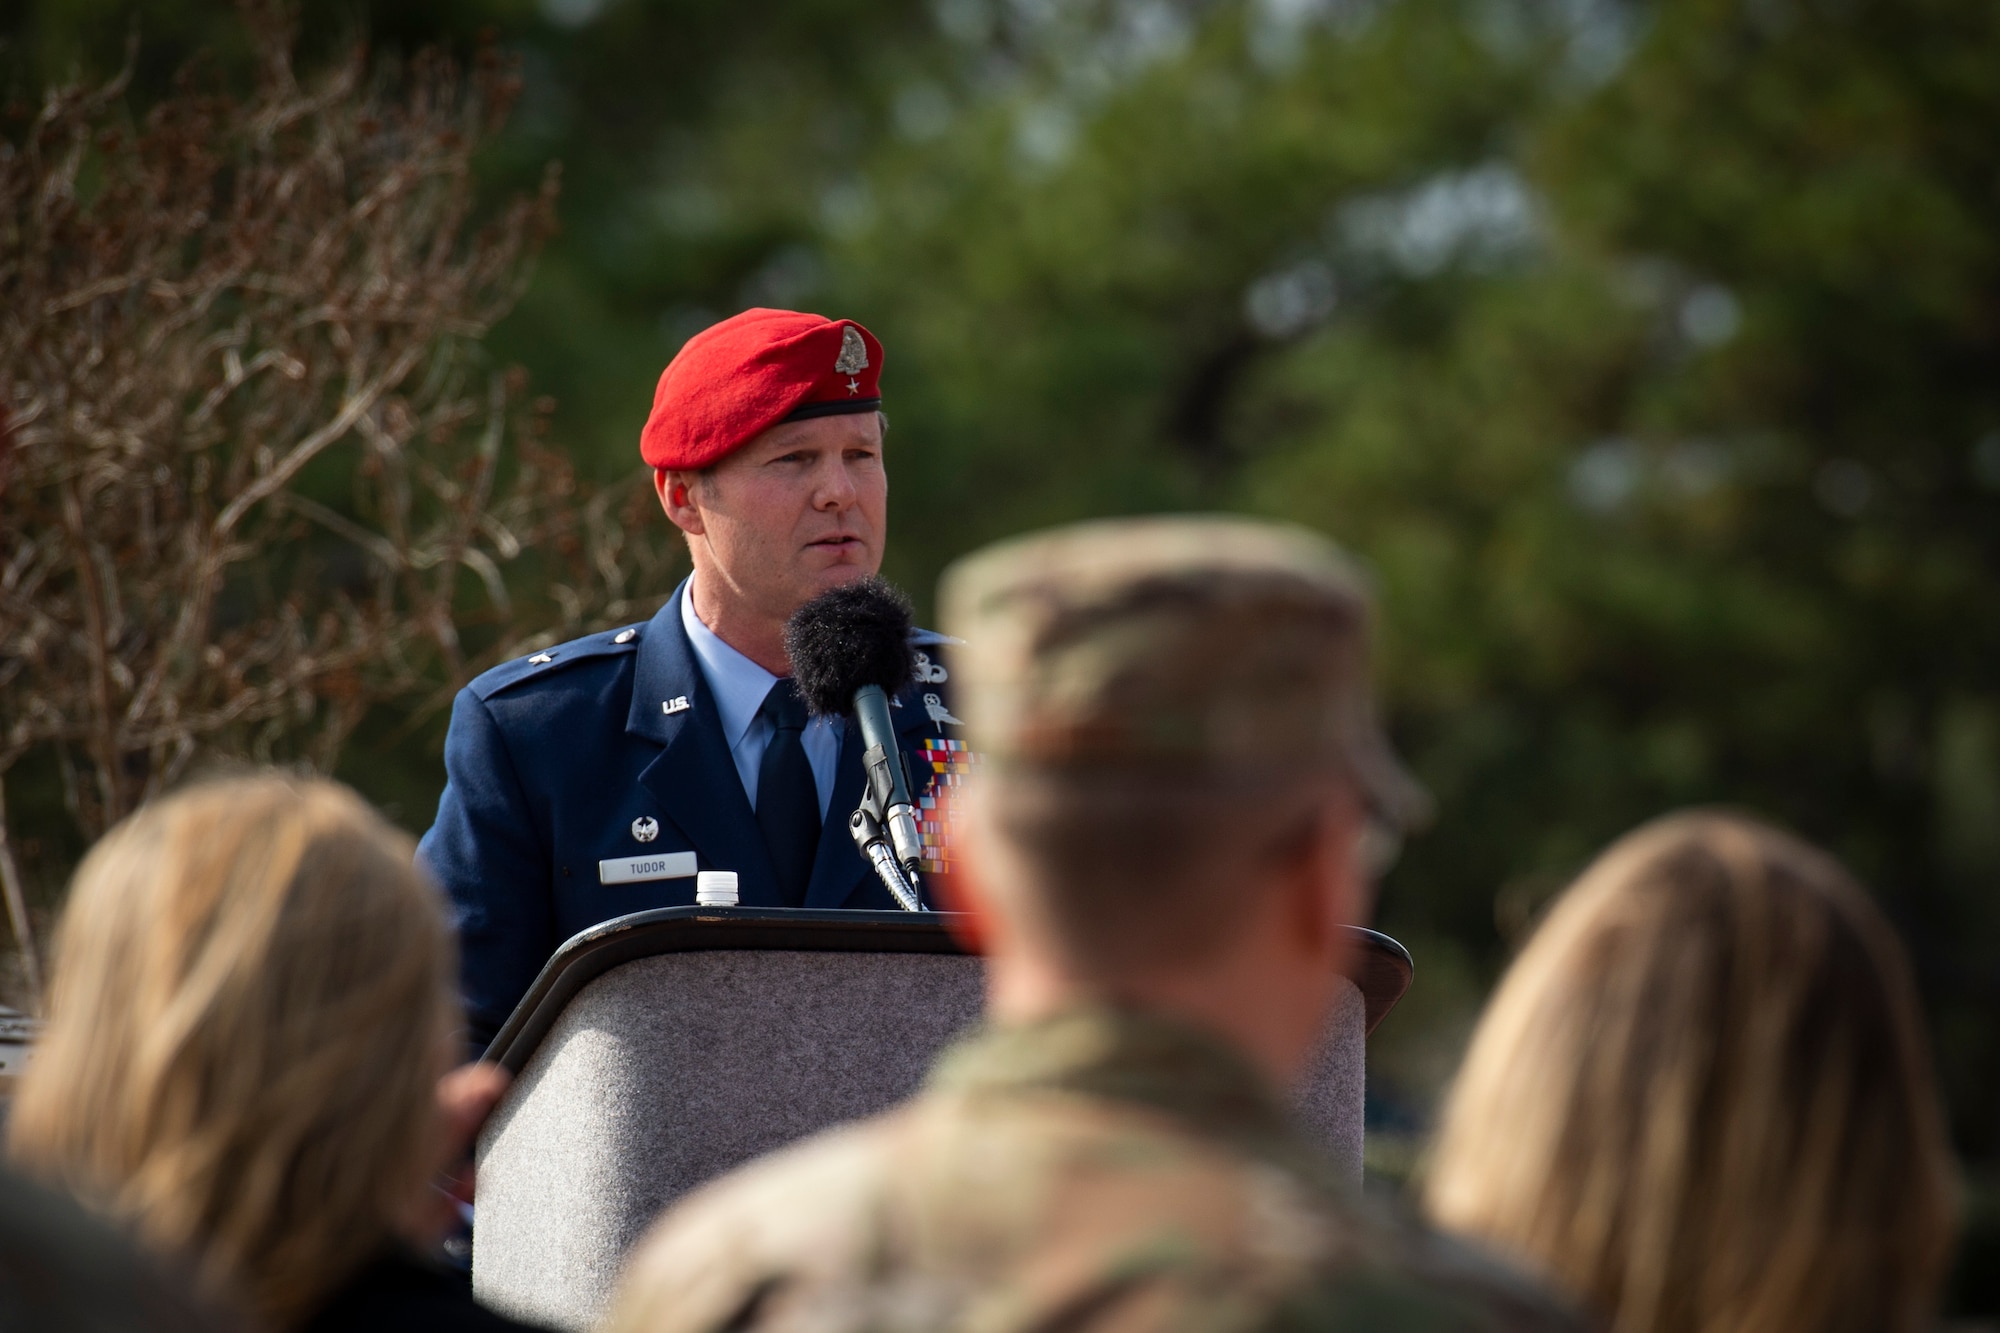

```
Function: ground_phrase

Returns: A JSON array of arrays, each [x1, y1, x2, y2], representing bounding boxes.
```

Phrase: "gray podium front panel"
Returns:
[[473, 911, 1403, 1330]]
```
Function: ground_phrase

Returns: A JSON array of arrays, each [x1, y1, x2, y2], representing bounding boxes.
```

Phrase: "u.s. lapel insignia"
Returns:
[[662, 696, 691, 715], [834, 325, 869, 375], [923, 692, 964, 726], [631, 815, 660, 843], [912, 650, 948, 684]]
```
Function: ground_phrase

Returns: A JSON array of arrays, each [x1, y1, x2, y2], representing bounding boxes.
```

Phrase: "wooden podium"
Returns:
[[472, 907, 1412, 1330]]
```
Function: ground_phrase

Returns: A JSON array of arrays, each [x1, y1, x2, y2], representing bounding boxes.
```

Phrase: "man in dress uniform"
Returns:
[[604, 515, 1582, 1333], [418, 308, 971, 1048]]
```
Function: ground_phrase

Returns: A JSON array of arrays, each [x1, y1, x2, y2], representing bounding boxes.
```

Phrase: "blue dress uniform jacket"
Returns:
[[417, 580, 970, 1048]]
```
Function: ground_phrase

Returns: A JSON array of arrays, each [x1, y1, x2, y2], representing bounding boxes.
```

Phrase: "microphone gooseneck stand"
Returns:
[[850, 806, 922, 911], [847, 682, 927, 911]]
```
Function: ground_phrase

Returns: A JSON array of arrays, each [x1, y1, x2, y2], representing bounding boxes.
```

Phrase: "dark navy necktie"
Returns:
[[756, 678, 820, 907]]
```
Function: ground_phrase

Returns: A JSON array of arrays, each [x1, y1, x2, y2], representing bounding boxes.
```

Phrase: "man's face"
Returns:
[[658, 412, 887, 626]]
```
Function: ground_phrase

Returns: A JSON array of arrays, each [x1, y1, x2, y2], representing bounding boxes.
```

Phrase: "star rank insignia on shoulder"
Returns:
[[467, 622, 646, 702]]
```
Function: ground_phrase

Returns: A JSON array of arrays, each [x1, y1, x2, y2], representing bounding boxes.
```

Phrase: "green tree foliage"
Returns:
[[835, 0, 2000, 1167]]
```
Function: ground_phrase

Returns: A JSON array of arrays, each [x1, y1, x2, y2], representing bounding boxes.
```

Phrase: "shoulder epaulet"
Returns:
[[469, 622, 648, 701], [908, 627, 960, 647]]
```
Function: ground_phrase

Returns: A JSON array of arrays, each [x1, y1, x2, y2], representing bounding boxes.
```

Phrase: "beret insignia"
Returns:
[[835, 325, 871, 375]]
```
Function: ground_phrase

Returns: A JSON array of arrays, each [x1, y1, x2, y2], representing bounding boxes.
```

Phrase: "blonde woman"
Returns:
[[1425, 810, 1959, 1333], [9, 773, 539, 1333]]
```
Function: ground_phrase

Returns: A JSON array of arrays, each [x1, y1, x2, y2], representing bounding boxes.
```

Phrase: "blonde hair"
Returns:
[[1424, 811, 1957, 1333], [9, 773, 457, 1328]]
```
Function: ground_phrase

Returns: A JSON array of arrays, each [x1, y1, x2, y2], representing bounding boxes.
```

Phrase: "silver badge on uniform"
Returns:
[[631, 815, 659, 843], [923, 692, 964, 726], [912, 650, 948, 684], [834, 325, 869, 375]]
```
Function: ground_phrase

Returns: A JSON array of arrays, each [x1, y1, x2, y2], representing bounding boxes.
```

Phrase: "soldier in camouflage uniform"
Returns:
[[605, 516, 1586, 1333]]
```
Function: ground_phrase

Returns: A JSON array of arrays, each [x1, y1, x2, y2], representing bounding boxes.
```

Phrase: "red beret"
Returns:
[[640, 308, 885, 470]]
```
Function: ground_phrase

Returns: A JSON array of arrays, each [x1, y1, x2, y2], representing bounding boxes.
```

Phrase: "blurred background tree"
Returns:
[[0, 6, 680, 995], [5, 0, 1996, 1309]]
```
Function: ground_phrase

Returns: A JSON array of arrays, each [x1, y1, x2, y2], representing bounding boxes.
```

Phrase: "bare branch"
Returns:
[[0, 15, 681, 1003], [0, 778, 45, 1010]]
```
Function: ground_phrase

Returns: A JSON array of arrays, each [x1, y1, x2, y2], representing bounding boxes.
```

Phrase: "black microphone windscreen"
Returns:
[[785, 577, 916, 717]]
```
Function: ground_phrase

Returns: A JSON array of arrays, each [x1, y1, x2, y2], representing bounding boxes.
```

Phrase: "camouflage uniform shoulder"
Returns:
[[608, 1009, 1588, 1333], [606, 1110, 912, 1333], [1265, 1198, 1592, 1333], [468, 622, 650, 702]]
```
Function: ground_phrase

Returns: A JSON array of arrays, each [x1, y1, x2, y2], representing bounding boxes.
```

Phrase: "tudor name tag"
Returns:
[[598, 852, 697, 885]]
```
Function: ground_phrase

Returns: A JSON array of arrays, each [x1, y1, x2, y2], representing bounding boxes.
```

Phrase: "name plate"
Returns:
[[599, 852, 698, 885]]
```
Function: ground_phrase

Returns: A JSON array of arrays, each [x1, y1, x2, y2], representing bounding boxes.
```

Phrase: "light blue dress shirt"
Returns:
[[681, 590, 839, 818]]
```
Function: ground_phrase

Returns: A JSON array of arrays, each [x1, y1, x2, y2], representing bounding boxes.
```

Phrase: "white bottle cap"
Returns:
[[694, 870, 739, 907]]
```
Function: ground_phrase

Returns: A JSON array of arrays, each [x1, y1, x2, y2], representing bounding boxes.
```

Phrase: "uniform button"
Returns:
[[614, 628, 637, 644]]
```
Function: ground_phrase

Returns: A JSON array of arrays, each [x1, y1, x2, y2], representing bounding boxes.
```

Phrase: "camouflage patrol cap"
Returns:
[[939, 515, 1430, 829]]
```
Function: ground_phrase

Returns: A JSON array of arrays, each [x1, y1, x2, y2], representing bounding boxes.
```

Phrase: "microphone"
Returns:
[[785, 578, 926, 911]]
